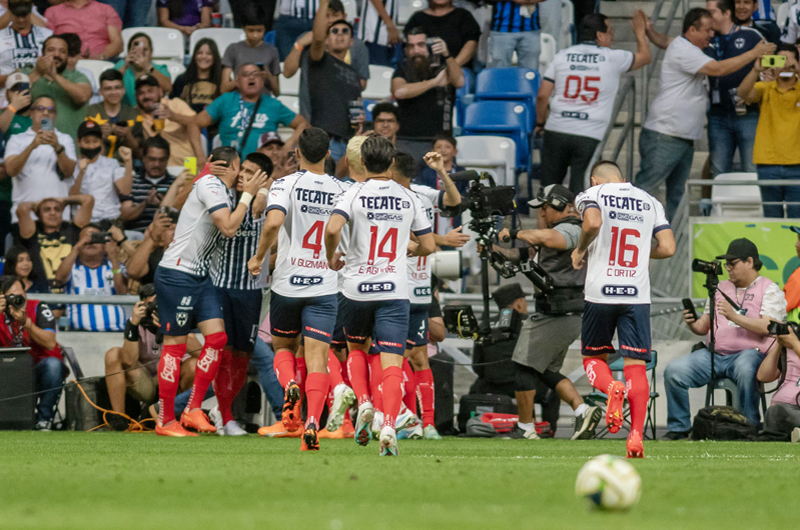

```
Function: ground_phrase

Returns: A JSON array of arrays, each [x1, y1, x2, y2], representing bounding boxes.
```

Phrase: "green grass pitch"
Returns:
[[0, 432, 796, 529]]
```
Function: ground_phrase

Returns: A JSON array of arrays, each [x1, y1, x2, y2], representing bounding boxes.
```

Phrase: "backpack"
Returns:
[[691, 405, 758, 441]]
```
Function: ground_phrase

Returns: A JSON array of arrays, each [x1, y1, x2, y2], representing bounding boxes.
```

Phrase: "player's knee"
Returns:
[[204, 331, 228, 351], [539, 370, 566, 390]]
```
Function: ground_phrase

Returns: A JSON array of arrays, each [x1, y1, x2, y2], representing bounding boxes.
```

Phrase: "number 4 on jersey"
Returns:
[[302, 220, 324, 259]]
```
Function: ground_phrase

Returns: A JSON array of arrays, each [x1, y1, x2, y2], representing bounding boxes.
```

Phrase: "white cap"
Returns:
[[6, 72, 29, 91]]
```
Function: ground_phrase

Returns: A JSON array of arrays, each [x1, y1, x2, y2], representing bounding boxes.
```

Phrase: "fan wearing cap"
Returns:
[[0, 0, 51, 107], [0, 73, 32, 138], [68, 121, 132, 223], [665, 237, 787, 439], [257, 130, 299, 179], [783, 226, 800, 322], [495, 184, 601, 441]]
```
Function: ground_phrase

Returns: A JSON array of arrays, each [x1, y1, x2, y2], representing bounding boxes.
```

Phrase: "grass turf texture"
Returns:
[[0, 433, 796, 529]]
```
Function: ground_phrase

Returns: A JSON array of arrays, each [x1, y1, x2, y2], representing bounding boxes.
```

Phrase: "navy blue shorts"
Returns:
[[341, 297, 410, 355], [270, 291, 338, 344], [154, 267, 223, 336], [581, 301, 651, 361], [331, 293, 347, 348], [407, 303, 430, 349], [217, 287, 262, 353]]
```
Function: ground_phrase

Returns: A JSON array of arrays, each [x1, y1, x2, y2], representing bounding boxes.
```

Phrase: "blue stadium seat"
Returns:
[[265, 30, 276, 46], [474, 67, 541, 125], [462, 100, 533, 171], [455, 68, 474, 128], [362, 98, 378, 122]]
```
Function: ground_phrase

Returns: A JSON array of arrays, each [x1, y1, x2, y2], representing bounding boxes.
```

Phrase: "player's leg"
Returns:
[[343, 297, 378, 446], [513, 362, 541, 440], [326, 348, 356, 433], [270, 292, 305, 431], [617, 304, 653, 458], [376, 299, 411, 456], [409, 346, 439, 439]]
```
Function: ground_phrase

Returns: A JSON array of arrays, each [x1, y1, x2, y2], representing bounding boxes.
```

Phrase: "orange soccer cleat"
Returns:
[[342, 416, 355, 437], [181, 409, 217, 433], [319, 425, 353, 439], [282, 382, 303, 432], [156, 421, 198, 437], [605, 381, 626, 434], [301, 423, 320, 451], [627, 430, 644, 459], [258, 421, 302, 438]]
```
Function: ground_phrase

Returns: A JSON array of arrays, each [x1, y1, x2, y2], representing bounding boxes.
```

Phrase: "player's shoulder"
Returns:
[[272, 170, 303, 188]]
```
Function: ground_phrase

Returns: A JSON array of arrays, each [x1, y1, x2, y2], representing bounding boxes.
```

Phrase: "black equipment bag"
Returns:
[[0, 351, 35, 430], [64, 377, 141, 431], [430, 349, 455, 435], [692, 405, 758, 441], [457, 393, 517, 433]]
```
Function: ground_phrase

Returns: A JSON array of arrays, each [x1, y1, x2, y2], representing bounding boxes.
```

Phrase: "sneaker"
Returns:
[[222, 420, 248, 436], [327, 383, 356, 432], [661, 430, 690, 441], [371, 411, 384, 440], [209, 406, 225, 436], [354, 402, 374, 447], [181, 409, 216, 433], [301, 422, 320, 451], [571, 406, 602, 440], [107, 414, 130, 432], [379, 426, 398, 456], [503, 423, 540, 440], [605, 381, 626, 434], [792, 427, 800, 444], [423, 424, 443, 440], [34, 420, 51, 431], [156, 420, 197, 437], [626, 430, 644, 459], [258, 421, 301, 438], [281, 381, 303, 432], [395, 406, 419, 431]]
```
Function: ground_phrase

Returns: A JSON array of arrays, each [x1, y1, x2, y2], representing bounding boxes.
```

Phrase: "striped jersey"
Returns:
[[124, 171, 176, 232], [210, 188, 265, 290], [0, 25, 51, 106], [407, 183, 444, 304], [753, 0, 775, 21], [490, 1, 539, 33], [278, 0, 318, 19], [65, 259, 126, 331], [159, 174, 231, 277], [357, 0, 398, 46]]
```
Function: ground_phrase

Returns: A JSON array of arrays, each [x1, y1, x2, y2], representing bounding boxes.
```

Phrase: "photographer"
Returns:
[[0, 275, 64, 431], [665, 238, 786, 439], [495, 184, 601, 441], [757, 325, 800, 439]]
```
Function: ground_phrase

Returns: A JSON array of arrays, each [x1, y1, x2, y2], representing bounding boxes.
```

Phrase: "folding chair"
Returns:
[[362, 65, 394, 100], [189, 28, 245, 57], [705, 377, 769, 421]]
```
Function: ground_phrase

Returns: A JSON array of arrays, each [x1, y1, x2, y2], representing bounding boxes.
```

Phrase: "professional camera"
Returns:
[[464, 178, 516, 242], [138, 284, 159, 336], [490, 248, 554, 294], [443, 304, 521, 344], [4, 294, 26, 312], [692, 258, 723, 276], [767, 320, 800, 336]]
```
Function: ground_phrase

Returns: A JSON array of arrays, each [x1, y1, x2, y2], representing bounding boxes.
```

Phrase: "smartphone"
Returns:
[[41, 118, 54, 131], [762, 55, 786, 68], [682, 298, 698, 322], [155, 186, 170, 195], [184, 156, 197, 176], [90, 231, 110, 244], [15, 82, 29, 92]]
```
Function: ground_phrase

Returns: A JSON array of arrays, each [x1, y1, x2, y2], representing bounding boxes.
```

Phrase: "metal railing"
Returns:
[[641, 0, 690, 120]]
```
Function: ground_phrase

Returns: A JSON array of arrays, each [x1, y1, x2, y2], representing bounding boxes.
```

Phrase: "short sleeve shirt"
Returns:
[[26, 66, 91, 143], [113, 60, 171, 107], [222, 41, 281, 77], [553, 220, 581, 250], [44, 0, 122, 57], [156, 0, 212, 27]]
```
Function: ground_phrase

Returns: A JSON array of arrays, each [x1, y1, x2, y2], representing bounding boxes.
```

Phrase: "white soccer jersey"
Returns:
[[407, 183, 444, 305], [544, 44, 634, 141], [268, 170, 350, 298], [575, 182, 669, 305], [0, 25, 51, 106], [782, 3, 800, 43], [159, 174, 231, 277], [333, 178, 432, 302]]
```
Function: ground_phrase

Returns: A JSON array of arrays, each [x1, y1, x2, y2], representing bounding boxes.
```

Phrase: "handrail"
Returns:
[[642, 0, 687, 120], [585, 75, 636, 187]]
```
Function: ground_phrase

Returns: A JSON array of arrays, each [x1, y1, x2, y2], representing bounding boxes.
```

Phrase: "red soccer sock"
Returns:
[[273, 349, 296, 390], [381, 365, 403, 429], [583, 357, 616, 394], [402, 358, 416, 414], [296, 357, 307, 395], [328, 349, 344, 388], [346, 350, 371, 406], [187, 332, 227, 411], [368, 354, 384, 412], [414, 368, 435, 427], [157, 343, 186, 425], [213, 349, 235, 424], [624, 364, 649, 435], [304, 372, 329, 428]]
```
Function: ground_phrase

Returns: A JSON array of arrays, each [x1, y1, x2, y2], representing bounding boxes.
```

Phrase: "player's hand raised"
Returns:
[[243, 169, 269, 197], [328, 251, 345, 271], [248, 255, 263, 276], [571, 248, 587, 270], [423, 151, 445, 173], [443, 226, 470, 248]]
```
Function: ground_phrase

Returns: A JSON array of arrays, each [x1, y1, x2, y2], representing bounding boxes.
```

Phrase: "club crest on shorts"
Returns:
[[176, 311, 188, 327]]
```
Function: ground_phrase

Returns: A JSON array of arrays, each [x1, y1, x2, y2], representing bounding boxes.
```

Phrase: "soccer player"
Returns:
[[571, 160, 675, 458], [324, 135, 435, 456], [208, 152, 275, 436], [248, 127, 351, 452], [154, 146, 268, 437]]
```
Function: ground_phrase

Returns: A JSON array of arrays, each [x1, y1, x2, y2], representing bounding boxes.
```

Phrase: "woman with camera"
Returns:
[[757, 324, 800, 441], [114, 33, 173, 107]]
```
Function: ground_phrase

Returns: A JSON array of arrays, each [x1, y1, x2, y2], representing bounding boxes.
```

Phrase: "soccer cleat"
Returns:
[[423, 425, 443, 440], [605, 381, 626, 434], [371, 411, 384, 440], [258, 421, 302, 438], [354, 402, 374, 447], [156, 420, 197, 437], [571, 406, 602, 440], [395, 406, 419, 431], [342, 416, 356, 437], [301, 422, 320, 451], [396, 423, 421, 440], [503, 423, 540, 439], [181, 409, 216, 433], [281, 381, 303, 432], [326, 383, 356, 432], [626, 430, 644, 459], [319, 425, 352, 439], [208, 406, 225, 436], [379, 426, 398, 456], [222, 421, 248, 436]]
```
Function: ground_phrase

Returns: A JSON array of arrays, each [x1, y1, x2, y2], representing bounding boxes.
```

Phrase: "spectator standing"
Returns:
[[357, 0, 402, 66], [537, 12, 650, 196], [115, 33, 172, 107], [735, 0, 780, 44], [197, 63, 306, 158], [156, 0, 212, 38], [99, 0, 150, 29], [2, 244, 50, 292], [170, 38, 222, 114], [391, 27, 464, 170], [125, 212, 175, 284], [404, 0, 481, 68], [54, 223, 128, 331], [737, 44, 800, 218], [758, 328, 800, 438], [119, 136, 176, 233], [0, 0, 51, 107], [273, 0, 318, 60], [0, 72, 32, 136], [84, 68, 142, 160], [221, 20, 280, 95], [44, 0, 122, 59], [487, 0, 542, 69], [637, 8, 773, 220], [370, 101, 399, 144], [704, 0, 763, 178]]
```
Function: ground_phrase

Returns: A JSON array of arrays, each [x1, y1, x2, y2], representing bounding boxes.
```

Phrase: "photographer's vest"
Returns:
[[536, 217, 587, 315], [0, 300, 61, 364], [710, 277, 774, 355]]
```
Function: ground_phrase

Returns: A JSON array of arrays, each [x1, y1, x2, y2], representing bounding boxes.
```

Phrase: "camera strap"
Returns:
[[2, 313, 24, 347]]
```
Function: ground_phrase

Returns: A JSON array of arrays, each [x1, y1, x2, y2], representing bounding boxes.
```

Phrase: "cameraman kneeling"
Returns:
[[0, 276, 64, 430], [497, 185, 601, 440], [757, 324, 800, 440]]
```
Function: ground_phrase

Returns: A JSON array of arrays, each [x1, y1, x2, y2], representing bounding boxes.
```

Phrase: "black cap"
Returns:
[[716, 238, 759, 262], [786, 226, 800, 236], [77, 120, 103, 139], [528, 184, 575, 210], [135, 74, 159, 92], [493, 283, 525, 310]]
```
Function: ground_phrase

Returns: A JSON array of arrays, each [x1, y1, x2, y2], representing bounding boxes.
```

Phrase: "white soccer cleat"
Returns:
[[379, 426, 398, 456], [395, 406, 419, 432], [223, 420, 248, 436], [792, 427, 800, 444], [423, 425, 443, 440], [209, 406, 225, 436], [408, 423, 424, 440], [327, 383, 356, 432], [354, 401, 374, 446], [371, 411, 384, 440]]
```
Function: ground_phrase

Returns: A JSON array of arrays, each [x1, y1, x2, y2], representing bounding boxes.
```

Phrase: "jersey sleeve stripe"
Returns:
[[543, 76, 555, 83], [581, 202, 600, 211], [208, 203, 228, 214], [653, 223, 671, 234], [266, 204, 287, 214], [332, 208, 350, 221], [413, 227, 432, 236]]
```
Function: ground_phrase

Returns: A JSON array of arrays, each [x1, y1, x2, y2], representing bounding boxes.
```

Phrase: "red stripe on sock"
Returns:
[[382, 365, 403, 429], [346, 350, 370, 406], [305, 372, 329, 428], [273, 349, 296, 390], [402, 358, 416, 414], [187, 331, 227, 411], [624, 364, 649, 435], [157, 343, 186, 425], [414, 368, 435, 427]]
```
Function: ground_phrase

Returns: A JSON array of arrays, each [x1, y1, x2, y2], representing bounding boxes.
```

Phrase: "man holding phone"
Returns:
[[119, 136, 176, 233], [0, 0, 52, 108]]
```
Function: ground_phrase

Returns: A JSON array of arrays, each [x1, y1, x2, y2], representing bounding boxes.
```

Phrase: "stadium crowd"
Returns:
[[0, 0, 797, 452]]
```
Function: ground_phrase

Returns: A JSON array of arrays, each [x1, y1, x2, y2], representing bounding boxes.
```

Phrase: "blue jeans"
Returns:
[[634, 128, 694, 221], [174, 387, 214, 417], [98, 0, 150, 29], [329, 139, 347, 163], [35, 357, 65, 423], [250, 337, 285, 419], [707, 113, 758, 177], [274, 15, 315, 61], [488, 31, 541, 70], [664, 347, 763, 432], [537, 0, 562, 50], [755, 164, 800, 218]]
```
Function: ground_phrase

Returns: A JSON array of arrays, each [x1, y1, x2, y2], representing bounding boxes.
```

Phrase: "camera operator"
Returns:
[[0, 275, 64, 431], [757, 324, 800, 440], [665, 238, 786, 439], [495, 184, 601, 440]]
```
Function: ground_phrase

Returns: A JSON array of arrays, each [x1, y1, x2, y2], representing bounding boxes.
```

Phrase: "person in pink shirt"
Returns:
[[44, 0, 122, 60], [758, 326, 800, 440]]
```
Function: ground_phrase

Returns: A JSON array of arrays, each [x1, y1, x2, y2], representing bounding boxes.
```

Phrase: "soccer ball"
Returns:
[[575, 454, 641, 511]]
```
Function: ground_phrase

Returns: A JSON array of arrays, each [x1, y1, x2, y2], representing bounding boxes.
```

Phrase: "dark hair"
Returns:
[[42, 34, 68, 52], [329, 0, 345, 13], [433, 132, 457, 148], [391, 151, 415, 179], [711, 0, 734, 16], [183, 38, 223, 102], [0, 275, 19, 294], [58, 32, 81, 57], [324, 156, 336, 176], [405, 25, 428, 39], [361, 135, 395, 173], [779, 42, 800, 61], [298, 127, 330, 164], [210, 146, 240, 167], [371, 102, 398, 120], [577, 13, 609, 43], [2, 245, 37, 282], [328, 19, 354, 35], [143, 136, 171, 158], [683, 8, 711, 34], [99, 68, 124, 86], [127, 32, 153, 52], [244, 152, 274, 176]]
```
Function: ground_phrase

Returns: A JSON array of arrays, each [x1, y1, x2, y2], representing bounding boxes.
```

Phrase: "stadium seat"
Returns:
[[560, 0, 574, 49], [778, 1, 789, 29], [455, 67, 474, 128], [189, 28, 245, 57], [277, 94, 300, 114], [279, 63, 300, 97], [120, 27, 185, 62], [462, 100, 532, 171], [454, 135, 517, 186], [362, 65, 394, 100], [710, 172, 762, 217], [540, 32, 557, 73], [153, 59, 186, 82], [474, 67, 540, 124], [341, 0, 357, 21], [76, 60, 115, 88], [398, 0, 424, 25], [705, 377, 768, 420]]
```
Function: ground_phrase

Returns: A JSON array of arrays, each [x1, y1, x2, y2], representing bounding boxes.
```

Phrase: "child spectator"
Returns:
[[2, 244, 50, 292], [115, 33, 172, 107], [221, 19, 280, 95]]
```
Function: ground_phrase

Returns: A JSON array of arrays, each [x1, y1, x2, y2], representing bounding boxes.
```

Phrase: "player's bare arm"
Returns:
[[211, 169, 268, 238], [423, 151, 462, 208], [324, 212, 348, 271], [650, 228, 676, 259], [572, 207, 602, 269], [248, 208, 285, 275]]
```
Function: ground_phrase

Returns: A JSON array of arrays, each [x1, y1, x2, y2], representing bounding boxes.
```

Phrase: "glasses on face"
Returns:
[[330, 26, 350, 35], [240, 70, 261, 79], [724, 259, 741, 270], [33, 105, 55, 114]]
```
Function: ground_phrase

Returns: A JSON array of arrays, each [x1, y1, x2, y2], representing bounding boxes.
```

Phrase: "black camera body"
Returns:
[[4, 294, 25, 312], [158, 206, 180, 223], [692, 258, 723, 276], [490, 249, 554, 294], [90, 231, 110, 245], [767, 320, 800, 336], [443, 304, 521, 344]]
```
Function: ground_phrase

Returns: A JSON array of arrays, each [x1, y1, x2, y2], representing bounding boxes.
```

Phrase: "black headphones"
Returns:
[[535, 186, 570, 212]]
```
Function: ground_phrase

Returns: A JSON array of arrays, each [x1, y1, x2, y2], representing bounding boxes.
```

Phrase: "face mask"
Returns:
[[779, 71, 795, 78], [9, 5, 32, 17], [80, 146, 102, 159]]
